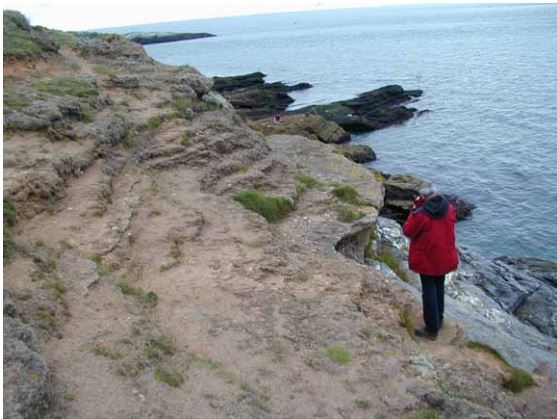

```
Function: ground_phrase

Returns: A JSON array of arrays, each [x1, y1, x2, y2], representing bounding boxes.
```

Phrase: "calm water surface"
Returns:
[[103, 4, 557, 260]]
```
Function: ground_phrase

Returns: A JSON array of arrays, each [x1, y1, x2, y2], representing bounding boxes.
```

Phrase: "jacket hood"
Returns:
[[420, 194, 449, 219]]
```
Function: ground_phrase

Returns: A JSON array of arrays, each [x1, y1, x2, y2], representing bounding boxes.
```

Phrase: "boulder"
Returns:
[[291, 85, 422, 133], [380, 173, 475, 224], [335, 144, 376, 163], [248, 114, 350, 144]]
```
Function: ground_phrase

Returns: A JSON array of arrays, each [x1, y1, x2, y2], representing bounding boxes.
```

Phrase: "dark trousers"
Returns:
[[420, 274, 446, 334]]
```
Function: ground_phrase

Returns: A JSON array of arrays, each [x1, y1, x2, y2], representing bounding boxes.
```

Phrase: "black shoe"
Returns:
[[414, 327, 438, 341]]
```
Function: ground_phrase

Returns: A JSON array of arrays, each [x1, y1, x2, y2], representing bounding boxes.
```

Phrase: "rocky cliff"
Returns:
[[3, 11, 556, 419]]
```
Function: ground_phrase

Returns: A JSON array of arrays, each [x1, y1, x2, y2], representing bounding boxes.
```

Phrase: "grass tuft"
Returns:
[[93, 345, 122, 360], [154, 368, 184, 388], [374, 251, 408, 281], [504, 366, 536, 393], [331, 184, 366, 205], [332, 204, 365, 223], [398, 305, 415, 335], [234, 189, 294, 223], [145, 335, 177, 361], [116, 280, 158, 308], [324, 345, 352, 365], [467, 341, 536, 393], [355, 400, 372, 410], [466, 341, 507, 364], [3, 200, 17, 263], [297, 174, 322, 190], [51, 280, 66, 299], [35, 310, 56, 330]]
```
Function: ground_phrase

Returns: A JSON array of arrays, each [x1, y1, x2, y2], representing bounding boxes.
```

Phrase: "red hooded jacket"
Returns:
[[403, 195, 458, 276]]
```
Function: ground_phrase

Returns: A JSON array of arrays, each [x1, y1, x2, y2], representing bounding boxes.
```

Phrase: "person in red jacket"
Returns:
[[403, 183, 458, 341]]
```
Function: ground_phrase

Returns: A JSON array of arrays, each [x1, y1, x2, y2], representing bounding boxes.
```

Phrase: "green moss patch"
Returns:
[[234, 189, 294, 222]]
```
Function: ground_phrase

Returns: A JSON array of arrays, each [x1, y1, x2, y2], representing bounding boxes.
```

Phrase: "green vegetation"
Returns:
[[368, 168, 385, 183], [3, 200, 17, 263], [146, 114, 172, 129], [4, 200, 16, 225], [172, 97, 193, 118], [235, 162, 251, 174], [234, 189, 294, 223], [34, 77, 98, 98], [190, 353, 220, 370], [92, 64, 114, 76], [411, 409, 439, 419], [466, 341, 507, 364], [466, 341, 535, 393], [154, 368, 184, 388], [355, 400, 372, 410], [116, 280, 158, 308], [374, 251, 409, 282], [295, 174, 322, 198], [3, 91, 29, 110], [89, 253, 109, 276], [180, 131, 192, 146], [34, 310, 56, 330], [3, 10, 58, 58], [332, 204, 365, 223], [93, 345, 122, 360], [504, 366, 536, 393], [297, 174, 322, 190], [145, 335, 177, 361], [51, 280, 66, 299], [331, 184, 366, 205], [323, 345, 352, 365], [398, 305, 414, 335]]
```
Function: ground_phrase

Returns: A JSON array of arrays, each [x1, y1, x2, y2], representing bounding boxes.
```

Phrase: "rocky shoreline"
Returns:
[[124, 31, 216, 45], [3, 10, 557, 419]]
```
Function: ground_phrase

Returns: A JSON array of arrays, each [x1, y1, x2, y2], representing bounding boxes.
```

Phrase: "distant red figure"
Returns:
[[273, 112, 281, 123]]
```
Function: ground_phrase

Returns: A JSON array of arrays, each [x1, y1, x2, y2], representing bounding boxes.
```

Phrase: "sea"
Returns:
[[101, 4, 557, 260]]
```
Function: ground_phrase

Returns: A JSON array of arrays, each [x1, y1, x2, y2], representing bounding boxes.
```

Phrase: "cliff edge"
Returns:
[[3, 11, 556, 419]]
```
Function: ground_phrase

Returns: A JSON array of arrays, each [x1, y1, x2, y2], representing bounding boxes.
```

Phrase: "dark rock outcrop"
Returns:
[[291, 85, 423, 133], [380, 173, 475, 224], [212, 72, 312, 119], [124, 32, 216, 45], [335, 144, 377, 163]]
